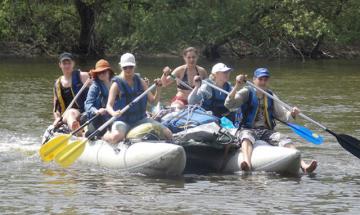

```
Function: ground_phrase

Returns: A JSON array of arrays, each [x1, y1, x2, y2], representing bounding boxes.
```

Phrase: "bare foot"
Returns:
[[301, 160, 317, 174], [240, 161, 251, 171]]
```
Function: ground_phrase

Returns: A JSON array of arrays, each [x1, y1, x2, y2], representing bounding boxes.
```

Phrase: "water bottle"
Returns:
[[220, 117, 235, 129]]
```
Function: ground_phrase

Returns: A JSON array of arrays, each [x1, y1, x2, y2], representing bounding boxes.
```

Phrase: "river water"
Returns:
[[0, 57, 359, 214]]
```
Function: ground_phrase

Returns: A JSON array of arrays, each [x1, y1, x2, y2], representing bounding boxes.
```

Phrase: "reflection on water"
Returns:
[[0, 58, 359, 214]]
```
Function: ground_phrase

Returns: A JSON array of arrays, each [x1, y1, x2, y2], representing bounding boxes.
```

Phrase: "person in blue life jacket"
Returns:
[[53, 52, 90, 131], [104, 53, 173, 144], [225, 68, 317, 173], [84, 59, 114, 138], [188, 63, 238, 123]]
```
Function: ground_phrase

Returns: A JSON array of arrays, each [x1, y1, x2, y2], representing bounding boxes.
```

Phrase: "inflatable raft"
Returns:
[[77, 140, 186, 176], [181, 140, 301, 175], [42, 125, 186, 176], [173, 123, 301, 175]]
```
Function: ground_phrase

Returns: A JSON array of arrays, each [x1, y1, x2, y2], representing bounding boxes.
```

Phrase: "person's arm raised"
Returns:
[[225, 74, 248, 111], [144, 78, 162, 104], [161, 66, 184, 87]]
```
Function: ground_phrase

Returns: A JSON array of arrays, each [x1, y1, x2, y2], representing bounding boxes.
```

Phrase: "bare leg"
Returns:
[[241, 139, 253, 171], [63, 108, 81, 132], [170, 100, 185, 110], [102, 130, 126, 144], [285, 144, 317, 173], [162, 127, 173, 140]]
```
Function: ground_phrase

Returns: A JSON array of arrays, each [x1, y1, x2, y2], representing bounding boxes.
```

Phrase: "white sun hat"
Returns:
[[211, 63, 233, 74], [119, 53, 136, 67]]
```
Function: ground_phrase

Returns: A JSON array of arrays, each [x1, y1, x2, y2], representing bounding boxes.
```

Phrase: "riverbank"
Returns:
[[1, 41, 359, 62]]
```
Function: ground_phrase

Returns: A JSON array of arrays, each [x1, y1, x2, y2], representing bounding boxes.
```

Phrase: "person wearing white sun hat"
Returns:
[[103, 53, 172, 144], [188, 63, 238, 123]]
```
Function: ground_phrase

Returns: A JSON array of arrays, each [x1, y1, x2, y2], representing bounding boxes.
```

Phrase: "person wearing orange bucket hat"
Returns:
[[84, 59, 115, 138]]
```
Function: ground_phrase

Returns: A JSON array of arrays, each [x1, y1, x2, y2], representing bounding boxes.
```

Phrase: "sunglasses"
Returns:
[[123, 66, 134, 70]]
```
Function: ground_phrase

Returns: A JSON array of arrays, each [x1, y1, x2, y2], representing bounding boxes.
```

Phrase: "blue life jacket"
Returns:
[[112, 74, 147, 124], [54, 69, 87, 113], [94, 79, 109, 108], [85, 79, 110, 118], [240, 86, 276, 129], [202, 82, 236, 122]]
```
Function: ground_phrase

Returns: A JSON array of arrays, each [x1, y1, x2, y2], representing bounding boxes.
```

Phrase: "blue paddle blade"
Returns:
[[287, 122, 324, 145]]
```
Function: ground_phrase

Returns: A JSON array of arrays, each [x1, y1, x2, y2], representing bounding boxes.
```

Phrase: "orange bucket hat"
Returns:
[[90, 59, 113, 77]]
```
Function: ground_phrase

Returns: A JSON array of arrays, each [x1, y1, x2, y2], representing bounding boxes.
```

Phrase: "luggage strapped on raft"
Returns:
[[161, 105, 219, 133]]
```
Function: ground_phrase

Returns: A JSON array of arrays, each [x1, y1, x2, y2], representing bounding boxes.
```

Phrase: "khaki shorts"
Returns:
[[111, 118, 165, 134], [237, 128, 292, 147]]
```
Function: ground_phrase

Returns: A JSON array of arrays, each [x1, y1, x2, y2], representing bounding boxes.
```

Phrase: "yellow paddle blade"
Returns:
[[54, 139, 87, 168], [39, 134, 71, 162]]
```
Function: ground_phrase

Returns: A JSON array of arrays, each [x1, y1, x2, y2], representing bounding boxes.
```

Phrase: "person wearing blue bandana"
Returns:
[[225, 68, 317, 173]]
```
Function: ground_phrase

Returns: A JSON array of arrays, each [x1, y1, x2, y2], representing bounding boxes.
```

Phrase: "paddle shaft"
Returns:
[[87, 84, 157, 140], [202, 80, 229, 94], [245, 81, 327, 130], [170, 74, 193, 90]]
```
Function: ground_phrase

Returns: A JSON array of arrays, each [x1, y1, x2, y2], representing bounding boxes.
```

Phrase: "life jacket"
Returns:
[[94, 79, 110, 108], [240, 86, 276, 129], [85, 79, 110, 118], [112, 74, 147, 124], [54, 70, 87, 114], [202, 81, 236, 122]]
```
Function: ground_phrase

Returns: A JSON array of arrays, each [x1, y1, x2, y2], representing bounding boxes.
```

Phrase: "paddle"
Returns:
[[54, 78, 91, 127], [54, 83, 157, 168], [169, 73, 323, 145], [246, 80, 360, 159], [39, 114, 100, 162], [203, 79, 324, 145], [169, 74, 193, 91]]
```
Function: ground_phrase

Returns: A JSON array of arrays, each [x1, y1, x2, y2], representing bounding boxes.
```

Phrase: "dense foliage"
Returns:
[[0, 0, 359, 60]]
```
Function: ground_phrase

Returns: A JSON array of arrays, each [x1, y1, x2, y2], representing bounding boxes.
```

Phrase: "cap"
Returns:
[[59, 52, 73, 62], [254, 68, 270, 78], [119, 53, 136, 68], [211, 63, 233, 74]]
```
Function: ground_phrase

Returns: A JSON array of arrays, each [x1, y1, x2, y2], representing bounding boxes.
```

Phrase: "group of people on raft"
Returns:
[[52, 47, 317, 173]]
